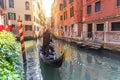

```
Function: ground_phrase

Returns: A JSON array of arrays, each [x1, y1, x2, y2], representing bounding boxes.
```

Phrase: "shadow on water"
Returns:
[[40, 60, 62, 80]]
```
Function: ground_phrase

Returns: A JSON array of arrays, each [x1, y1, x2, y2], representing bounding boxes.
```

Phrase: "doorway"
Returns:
[[87, 24, 92, 38]]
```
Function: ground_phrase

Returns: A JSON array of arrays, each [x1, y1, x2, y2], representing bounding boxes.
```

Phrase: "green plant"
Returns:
[[0, 31, 23, 80]]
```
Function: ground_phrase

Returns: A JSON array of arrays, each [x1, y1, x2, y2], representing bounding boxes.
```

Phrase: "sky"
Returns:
[[42, 0, 54, 17]]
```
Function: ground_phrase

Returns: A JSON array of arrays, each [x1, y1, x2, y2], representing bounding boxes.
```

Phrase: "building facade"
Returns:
[[0, 0, 6, 26], [33, 0, 46, 38], [51, 0, 61, 36], [52, 0, 83, 39], [52, 0, 120, 51], [5, 0, 34, 37]]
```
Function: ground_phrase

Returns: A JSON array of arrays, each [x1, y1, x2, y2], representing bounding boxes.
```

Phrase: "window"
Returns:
[[25, 25, 32, 31], [37, 27, 39, 31], [87, 5, 91, 14], [117, 0, 120, 6], [69, 0, 73, 3], [59, 4, 63, 10], [25, 1, 30, 10], [95, 1, 101, 12], [86, 0, 91, 1], [12, 24, 16, 28], [60, 15, 63, 20], [63, 0, 67, 8], [64, 11, 67, 20], [71, 24, 74, 33], [8, 12, 16, 20], [25, 14, 31, 21], [34, 26, 36, 31], [34, 17, 35, 21], [37, 2, 40, 9], [61, 26, 63, 29], [70, 6, 74, 17], [65, 25, 67, 32], [9, 0, 14, 8], [111, 22, 120, 31], [0, 0, 3, 8], [71, 24, 74, 28], [96, 24, 104, 31], [64, 12, 65, 20]]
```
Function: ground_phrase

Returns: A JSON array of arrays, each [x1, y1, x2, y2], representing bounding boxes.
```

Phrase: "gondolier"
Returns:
[[39, 27, 65, 68], [42, 27, 52, 56]]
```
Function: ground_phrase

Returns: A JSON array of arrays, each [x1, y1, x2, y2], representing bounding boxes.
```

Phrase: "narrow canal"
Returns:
[[26, 39, 120, 80]]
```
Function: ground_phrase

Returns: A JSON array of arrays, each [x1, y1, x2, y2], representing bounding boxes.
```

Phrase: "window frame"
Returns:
[[96, 23, 104, 31], [64, 11, 67, 20], [25, 1, 30, 10], [95, 1, 101, 12], [25, 14, 31, 21], [8, 12, 16, 20], [111, 22, 120, 31], [87, 5, 91, 14], [59, 3, 63, 10], [70, 6, 74, 18], [9, 0, 14, 8], [25, 25, 32, 31], [69, 0, 73, 3], [60, 15, 63, 21], [0, 0, 3, 8], [63, 0, 67, 8], [117, 0, 120, 6]]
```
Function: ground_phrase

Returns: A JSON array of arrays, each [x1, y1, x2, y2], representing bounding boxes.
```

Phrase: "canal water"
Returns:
[[26, 39, 120, 80]]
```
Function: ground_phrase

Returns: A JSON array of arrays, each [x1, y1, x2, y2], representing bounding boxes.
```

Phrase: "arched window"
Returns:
[[9, 0, 14, 8], [25, 1, 30, 10]]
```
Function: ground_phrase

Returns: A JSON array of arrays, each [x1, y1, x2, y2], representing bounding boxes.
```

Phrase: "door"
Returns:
[[87, 24, 92, 38]]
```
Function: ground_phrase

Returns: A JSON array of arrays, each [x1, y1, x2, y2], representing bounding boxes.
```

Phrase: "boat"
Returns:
[[39, 45, 64, 68]]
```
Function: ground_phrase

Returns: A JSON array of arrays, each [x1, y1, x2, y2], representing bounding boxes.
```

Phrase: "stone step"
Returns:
[[76, 42, 83, 45], [78, 41, 103, 50], [90, 43, 102, 46], [80, 44, 86, 47], [91, 44, 102, 47], [89, 46, 101, 50], [89, 43, 102, 50]]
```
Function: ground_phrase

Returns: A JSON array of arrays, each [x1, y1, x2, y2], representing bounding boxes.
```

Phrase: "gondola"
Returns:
[[39, 45, 64, 68]]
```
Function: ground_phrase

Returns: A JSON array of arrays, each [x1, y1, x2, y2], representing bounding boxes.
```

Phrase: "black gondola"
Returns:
[[39, 45, 64, 68]]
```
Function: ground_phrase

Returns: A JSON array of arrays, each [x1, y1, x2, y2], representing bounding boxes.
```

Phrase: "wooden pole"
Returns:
[[17, 16, 27, 79], [17, 16, 26, 62]]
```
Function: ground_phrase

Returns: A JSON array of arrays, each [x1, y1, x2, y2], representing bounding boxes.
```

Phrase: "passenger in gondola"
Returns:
[[42, 27, 54, 57]]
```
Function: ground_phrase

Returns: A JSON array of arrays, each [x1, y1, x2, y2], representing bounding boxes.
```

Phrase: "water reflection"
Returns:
[[40, 39, 120, 80], [40, 60, 61, 80]]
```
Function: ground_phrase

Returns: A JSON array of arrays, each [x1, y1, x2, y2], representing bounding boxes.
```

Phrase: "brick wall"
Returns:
[[83, 0, 120, 21]]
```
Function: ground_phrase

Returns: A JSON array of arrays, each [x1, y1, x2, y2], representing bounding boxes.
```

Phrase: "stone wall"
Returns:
[[103, 43, 120, 51]]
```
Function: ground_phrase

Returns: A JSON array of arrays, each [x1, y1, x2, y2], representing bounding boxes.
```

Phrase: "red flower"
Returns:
[[0, 25, 12, 32], [0, 25, 5, 31]]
